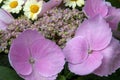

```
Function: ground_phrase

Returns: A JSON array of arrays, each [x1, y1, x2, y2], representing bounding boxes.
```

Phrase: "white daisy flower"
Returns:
[[23, 0, 43, 20], [64, 0, 84, 9], [2, 0, 24, 13], [0, 0, 3, 3]]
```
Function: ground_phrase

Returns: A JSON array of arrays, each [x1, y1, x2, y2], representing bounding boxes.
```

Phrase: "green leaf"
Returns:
[[57, 75, 66, 80], [0, 54, 11, 67], [0, 66, 23, 80], [106, 0, 120, 8]]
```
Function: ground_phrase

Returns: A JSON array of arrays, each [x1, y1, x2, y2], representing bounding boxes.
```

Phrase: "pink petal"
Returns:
[[30, 39, 50, 59], [0, 21, 8, 30], [63, 36, 88, 64], [20, 70, 57, 80], [69, 52, 103, 75], [20, 69, 57, 80], [106, 6, 120, 30], [15, 29, 44, 47], [30, 39, 65, 77], [0, 9, 14, 24], [75, 15, 112, 50], [83, 0, 108, 18], [9, 41, 32, 75], [94, 38, 120, 76], [25, 75, 57, 80]]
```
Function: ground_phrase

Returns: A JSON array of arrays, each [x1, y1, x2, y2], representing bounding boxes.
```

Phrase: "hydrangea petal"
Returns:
[[20, 69, 57, 80], [0, 9, 14, 30], [83, 0, 108, 18], [14, 29, 44, 47], [69, 52, 103, 75], [0, 9, 14, 24], [94, 38, 120, 76], [63, 36, 88, 64], [106, 6, 120, 30], [9, 41, 32, 75], [25, 75, 57, 80], [30, 39, 65, 77], [75, 15, 112, 50], [0, 21, 8, 30]]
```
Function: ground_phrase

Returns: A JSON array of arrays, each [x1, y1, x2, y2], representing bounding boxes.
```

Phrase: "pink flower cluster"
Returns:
[[64, 15, 120, 76], [1, 0, 120, 80], [64, 0, 120, 77]]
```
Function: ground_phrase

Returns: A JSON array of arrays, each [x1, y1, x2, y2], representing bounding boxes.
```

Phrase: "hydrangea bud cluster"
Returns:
[[0, 7, 84, 53]]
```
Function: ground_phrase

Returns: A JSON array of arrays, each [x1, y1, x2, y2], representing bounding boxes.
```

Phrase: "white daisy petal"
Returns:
[[64, 0, 84, 9], [2, 0, 24, 13], [23, 0, 43, 20]]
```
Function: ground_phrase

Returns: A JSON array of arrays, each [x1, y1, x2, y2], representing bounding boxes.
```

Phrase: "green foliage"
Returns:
[[0, 53, 10, 67], [0, 53, 23, 80], [0, 66, 23, 80], [57, 75, 66, 80], [107, 0, 120, 8]]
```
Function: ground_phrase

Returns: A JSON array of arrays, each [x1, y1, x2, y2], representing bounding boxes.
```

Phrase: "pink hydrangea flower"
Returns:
[[63, 15, 115, 75], [94, 38, 120, 76], [83, 0, 120, 30], [0, 9, 14, 30], [9, 30, 65, 80]]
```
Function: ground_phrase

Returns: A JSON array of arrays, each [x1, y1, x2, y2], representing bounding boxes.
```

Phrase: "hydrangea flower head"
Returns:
[[0, 9, 14, 30], [83, 0, 120, 30], [23, 0, 43, 20], [64, 0, 84, 9], [2, 0, 24, 13], [9, 30, 65, 80], [63, 15, 112, 75]]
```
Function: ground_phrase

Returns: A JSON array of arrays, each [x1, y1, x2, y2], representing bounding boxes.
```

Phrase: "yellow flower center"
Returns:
[[9, 1, 18, 8], [70, 0, 77, 1], [30, 5, 39, 13]]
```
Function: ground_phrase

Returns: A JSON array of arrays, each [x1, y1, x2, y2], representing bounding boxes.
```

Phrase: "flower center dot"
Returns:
[[30, 5, 39, 13], [88, 49, 93, 54], [9, 1, 18, 8], [29, 57, 35, 64]]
